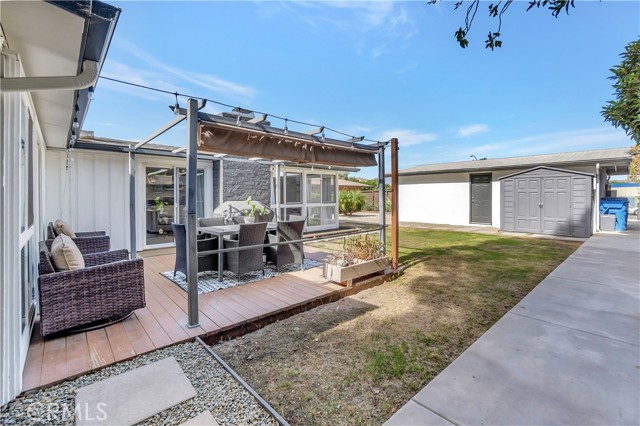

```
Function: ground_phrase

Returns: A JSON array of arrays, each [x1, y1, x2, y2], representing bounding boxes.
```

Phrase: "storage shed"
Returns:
[[396, 147, 633, 237], [500, 167, 593, 237]]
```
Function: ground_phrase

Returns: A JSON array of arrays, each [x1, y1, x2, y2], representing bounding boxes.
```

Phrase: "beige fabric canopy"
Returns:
[[198, 120, 378, 168]]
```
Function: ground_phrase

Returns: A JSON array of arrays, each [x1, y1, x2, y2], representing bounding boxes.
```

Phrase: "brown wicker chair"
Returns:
[[267, 219, 306, 271], [38, 242, 145, 337], [46, 222, 110, 254], [224, 222, 268, 279]]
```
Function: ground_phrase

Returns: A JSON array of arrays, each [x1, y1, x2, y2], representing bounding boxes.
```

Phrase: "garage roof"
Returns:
[[397, 147, 633, 176]]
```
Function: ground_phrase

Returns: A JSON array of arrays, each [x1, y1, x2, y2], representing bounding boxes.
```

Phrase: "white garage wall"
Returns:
[[46, 149, 130, 250], [399, 173, 470, 225], [399, 165, 598, 228]]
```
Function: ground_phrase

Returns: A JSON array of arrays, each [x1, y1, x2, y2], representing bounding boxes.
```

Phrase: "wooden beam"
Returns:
[[378, 145, 386, 251], [390, 138, 399, 270]]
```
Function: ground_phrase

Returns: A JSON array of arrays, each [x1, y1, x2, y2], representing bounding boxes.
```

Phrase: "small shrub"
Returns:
[[385, 197, 392, 212], [339, 190, 366, 215], [326, 234, 384, 266]]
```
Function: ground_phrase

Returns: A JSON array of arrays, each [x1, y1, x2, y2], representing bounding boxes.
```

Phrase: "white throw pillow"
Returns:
[[50, 234, 85, 271], [54, 219, 76, 238]]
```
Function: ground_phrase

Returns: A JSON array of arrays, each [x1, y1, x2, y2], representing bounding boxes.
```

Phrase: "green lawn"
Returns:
[[214, 228, 580, 425]]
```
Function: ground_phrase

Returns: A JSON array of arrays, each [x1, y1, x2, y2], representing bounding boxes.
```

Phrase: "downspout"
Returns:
[[0, 60, 98, 92], [595, 163, 600, 233]]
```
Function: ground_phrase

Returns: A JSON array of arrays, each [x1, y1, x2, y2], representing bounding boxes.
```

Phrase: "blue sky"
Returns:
[[85, 1, 640, 178]]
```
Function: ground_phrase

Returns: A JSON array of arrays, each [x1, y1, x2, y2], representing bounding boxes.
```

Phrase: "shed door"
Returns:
[[515, 178, 541, 233], [541, 177, 571, 235], [470, 174, 492, 224]]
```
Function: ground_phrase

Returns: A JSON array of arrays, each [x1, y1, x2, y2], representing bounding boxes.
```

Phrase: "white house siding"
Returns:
[[45, 149, 130, 250], [1, 52, 46, 407], [399, 173, 471, 225], [398, 165, 598, 230]]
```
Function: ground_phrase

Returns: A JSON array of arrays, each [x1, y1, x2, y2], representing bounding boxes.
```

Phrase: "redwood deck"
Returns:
[[22, 248, 342, 391]]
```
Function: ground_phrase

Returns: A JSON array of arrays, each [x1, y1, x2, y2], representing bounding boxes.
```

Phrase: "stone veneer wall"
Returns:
[[222, 161, 271, 205]]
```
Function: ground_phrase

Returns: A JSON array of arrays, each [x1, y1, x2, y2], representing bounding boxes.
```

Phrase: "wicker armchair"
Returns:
[[172, 223, 218, 277], [224, 222, 267, 278], [38, 242, 145, 337], [46, 222, 110, 254], [267, 219, 306, 271]]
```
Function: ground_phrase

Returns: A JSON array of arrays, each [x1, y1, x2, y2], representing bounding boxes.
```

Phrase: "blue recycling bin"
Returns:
[[599, 198, 629, 231]]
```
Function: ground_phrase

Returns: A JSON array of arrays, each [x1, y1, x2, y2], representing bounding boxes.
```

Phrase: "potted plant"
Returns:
[[323, 234, 390, 287], [154, 196, 166, 212], [244, 196, 267, 224]]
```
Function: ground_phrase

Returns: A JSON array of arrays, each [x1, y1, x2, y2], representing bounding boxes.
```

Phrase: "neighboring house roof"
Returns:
[[397, 147, 633, 176], [338, 179, 371, 188]]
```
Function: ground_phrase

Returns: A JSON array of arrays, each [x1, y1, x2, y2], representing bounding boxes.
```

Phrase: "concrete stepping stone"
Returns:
[[75, 356, 196, 425], [180, 410, 219, 425]]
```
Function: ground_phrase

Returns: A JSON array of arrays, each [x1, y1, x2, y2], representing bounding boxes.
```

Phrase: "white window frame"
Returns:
[[272, 167, 339, 232]]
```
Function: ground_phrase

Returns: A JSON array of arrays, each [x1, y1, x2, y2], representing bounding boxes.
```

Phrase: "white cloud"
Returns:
[[281, 2, 418, 58], [430, 127, 632, 164], [457, 124, 490, 138], [479, 127, 630, 157], [115, 39, 258, 101], [379, 129, 439, 147]]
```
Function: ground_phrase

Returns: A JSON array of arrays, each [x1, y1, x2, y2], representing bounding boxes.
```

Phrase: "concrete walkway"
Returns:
[[386, 221, 640, 426]]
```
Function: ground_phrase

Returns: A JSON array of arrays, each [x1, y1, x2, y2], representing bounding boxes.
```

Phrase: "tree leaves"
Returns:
[[429, 0, 576, 50], [602, 39, 640, 181]]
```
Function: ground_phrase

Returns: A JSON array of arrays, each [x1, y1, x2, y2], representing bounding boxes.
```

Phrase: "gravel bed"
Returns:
[[1, 342, 279, 425]]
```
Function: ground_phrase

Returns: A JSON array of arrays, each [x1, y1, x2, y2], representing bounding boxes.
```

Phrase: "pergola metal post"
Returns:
[[274, 163, 281, 220], [128, 152, 137, 259], [390, 138, 399, 269], [378, 144, 386, 252], [186, 98, 199, 327]]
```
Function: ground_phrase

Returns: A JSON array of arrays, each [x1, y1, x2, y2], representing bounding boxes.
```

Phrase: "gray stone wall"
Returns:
[[212, 160, 221, 209], [222, 161, 271, 205]]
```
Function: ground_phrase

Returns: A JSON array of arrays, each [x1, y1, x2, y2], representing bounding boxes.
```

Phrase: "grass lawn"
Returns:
[[213, 227, 580, 425]]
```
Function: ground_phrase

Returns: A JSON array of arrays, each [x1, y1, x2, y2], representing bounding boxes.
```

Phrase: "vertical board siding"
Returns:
[[45, 150, 129, 249]]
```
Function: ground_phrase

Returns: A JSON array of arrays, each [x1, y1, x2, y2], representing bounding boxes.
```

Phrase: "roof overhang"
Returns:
[[498, 166, 595, 180], [392, 154, 632, 178], [1, 0, 119, 148]]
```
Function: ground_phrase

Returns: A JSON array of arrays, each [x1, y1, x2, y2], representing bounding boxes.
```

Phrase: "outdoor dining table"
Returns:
[[198, 222, 277, 281]]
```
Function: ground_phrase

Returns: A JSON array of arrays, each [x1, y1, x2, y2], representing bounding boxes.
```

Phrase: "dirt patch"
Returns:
[[213, 229, 579, 425]]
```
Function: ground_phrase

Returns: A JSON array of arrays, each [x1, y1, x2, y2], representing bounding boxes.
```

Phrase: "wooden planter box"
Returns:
[[323, 257, 390, 287]]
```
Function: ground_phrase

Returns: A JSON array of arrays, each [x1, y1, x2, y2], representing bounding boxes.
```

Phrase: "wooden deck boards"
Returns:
[[22, 249, 340, 391]]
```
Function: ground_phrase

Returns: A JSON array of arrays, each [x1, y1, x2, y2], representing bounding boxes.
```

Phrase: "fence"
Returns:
[[361, 190, 393, 210]]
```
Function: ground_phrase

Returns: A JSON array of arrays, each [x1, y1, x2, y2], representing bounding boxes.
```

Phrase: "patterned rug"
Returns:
[[160, 259, 323, 294]]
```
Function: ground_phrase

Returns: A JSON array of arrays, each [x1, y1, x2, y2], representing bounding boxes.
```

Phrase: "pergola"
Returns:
[[127, 98, 399, 327]]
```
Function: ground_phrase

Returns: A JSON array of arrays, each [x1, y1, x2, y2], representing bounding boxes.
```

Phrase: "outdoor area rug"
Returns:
[[160, 259, 323, 294]]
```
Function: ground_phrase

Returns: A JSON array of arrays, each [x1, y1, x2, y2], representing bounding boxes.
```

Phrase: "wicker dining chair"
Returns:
[[172, 223, 218, 277], [267, 219, 306, 271], [38, 242, 145, 336], [46, 222, 110, 254], [224, 221, 268, 279]]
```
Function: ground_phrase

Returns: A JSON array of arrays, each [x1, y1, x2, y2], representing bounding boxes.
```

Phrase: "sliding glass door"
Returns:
[[176, 167, 205, 224], [144, 166, 208, 248], [145, 167, 176, 246]]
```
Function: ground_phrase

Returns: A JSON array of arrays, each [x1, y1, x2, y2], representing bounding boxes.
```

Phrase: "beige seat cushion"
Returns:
[[54, 219, 76, 238], [50, 234, 85, 271]]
